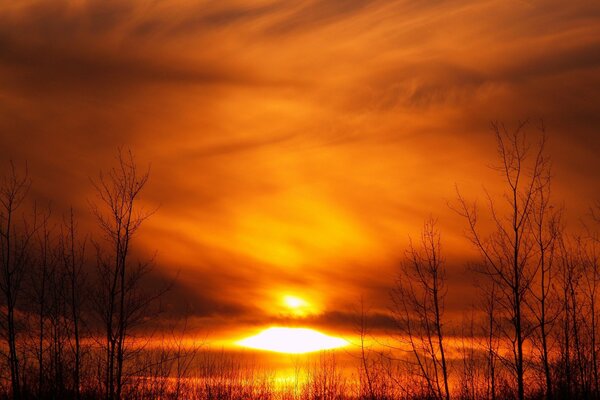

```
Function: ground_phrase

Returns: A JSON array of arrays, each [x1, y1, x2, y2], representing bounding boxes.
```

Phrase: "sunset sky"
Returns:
[[1, 0, 599, 346]]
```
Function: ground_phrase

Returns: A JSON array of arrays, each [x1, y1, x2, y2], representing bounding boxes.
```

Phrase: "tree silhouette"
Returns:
[[454, 121, 550, 400], [0, 162, 36, 400], [391, 218, 450, 400], [90, 149, 155, 400]]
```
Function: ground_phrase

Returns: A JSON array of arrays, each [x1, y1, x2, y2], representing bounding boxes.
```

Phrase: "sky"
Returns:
[[0, 0, 599, 343]]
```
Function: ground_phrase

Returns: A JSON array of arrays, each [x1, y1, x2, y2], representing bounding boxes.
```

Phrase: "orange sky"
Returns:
[[0, 0, 599, 341]]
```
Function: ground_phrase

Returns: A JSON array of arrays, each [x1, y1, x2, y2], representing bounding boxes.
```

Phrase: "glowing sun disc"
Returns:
[[283, 295, 307, 309], [237, 327, 348, 354]]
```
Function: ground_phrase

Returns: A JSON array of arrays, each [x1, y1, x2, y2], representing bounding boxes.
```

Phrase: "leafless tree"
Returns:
[[59, 208, 87, 399], [454, 121, 550, 400], [90, 149, 157, 400], [528, 134, 562, 400], [355, 298, 377, 400], [457, 309, 477, 399], [483, 280, 499, 400], [582, 237, 600, 396], [557, 235, 577, 396], [29, 209, 56, 397], [391, 218, 450, 400], [47, 236, 70, 397], [0, 162, 36, 400]]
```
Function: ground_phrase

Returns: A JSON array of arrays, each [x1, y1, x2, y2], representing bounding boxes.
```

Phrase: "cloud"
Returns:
[[0, 0, 599, 336]]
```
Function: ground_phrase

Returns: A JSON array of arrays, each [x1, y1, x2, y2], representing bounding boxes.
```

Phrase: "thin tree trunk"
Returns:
[[540, 249, 552, 400], [564, 265, 572, 397], [4, 206, 21, 400], [37, 250, 47, 397], [513, 187, 525, 400], [433, 273, 450, 400], [69, 229, 82, 400]]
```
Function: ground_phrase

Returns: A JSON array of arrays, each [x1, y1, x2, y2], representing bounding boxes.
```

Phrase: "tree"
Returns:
[[484, 280, 499, 400], [391, 218, 450, 400], [454, 121, 550, 400], [29, 210, 56, 397], [59, 208, 87, 399], [0, 162, 36, 400], [356, 298, 376, 400], [528, 131, 562, 400], [90, 149, 156, 400]]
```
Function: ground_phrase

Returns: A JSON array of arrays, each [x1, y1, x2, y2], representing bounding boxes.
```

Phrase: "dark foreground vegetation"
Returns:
[[1, 122, 600, 400]]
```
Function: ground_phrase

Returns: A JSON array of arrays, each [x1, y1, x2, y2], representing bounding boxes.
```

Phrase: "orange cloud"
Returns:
[[0, 0, 599, 337]]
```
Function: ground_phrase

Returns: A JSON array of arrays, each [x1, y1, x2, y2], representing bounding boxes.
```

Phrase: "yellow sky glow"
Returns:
[[236, 327, 349, 354], [0, 0, 598, 341], [283, 295, 307, 309]]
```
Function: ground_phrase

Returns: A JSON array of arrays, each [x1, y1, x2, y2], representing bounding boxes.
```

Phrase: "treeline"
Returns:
[[362, 121, 600, 400], [0, 150, 175, 400], [1, 123, 599, 400]]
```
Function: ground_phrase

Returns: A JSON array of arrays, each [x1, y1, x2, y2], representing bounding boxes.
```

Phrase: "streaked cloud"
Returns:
[[0, 0, 599, 337]]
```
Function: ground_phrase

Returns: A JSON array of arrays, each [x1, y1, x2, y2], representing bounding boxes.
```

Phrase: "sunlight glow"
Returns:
[[237, 327, 349, 354], [283, 295, 307, 309]]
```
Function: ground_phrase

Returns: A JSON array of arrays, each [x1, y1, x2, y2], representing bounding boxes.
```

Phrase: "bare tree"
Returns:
[[478, 279, 500, 400], [90, 149, 156, 400], [557, 235, 578, 396], [391, 218, 450, 400], [47, 235, 70, 397], [561, 231, 600, 398], [29, 210, 56, 397], [528, 137, 562, 400], [59, 208, 87, 399], [457, 309, 478, 400], [582, 237, 600, 396], [355, 298, 376, 400], [454, 121, 549, 400], [0, 162, 36, 400]]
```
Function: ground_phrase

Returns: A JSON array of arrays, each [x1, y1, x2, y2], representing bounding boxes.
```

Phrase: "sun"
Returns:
[[279, 294, 315, 316], [236, 327, 348, 354], [283, 295, 307, 309]]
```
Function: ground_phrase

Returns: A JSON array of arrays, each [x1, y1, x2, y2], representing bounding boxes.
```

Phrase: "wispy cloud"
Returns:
[[0, 0, 599, 335]]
